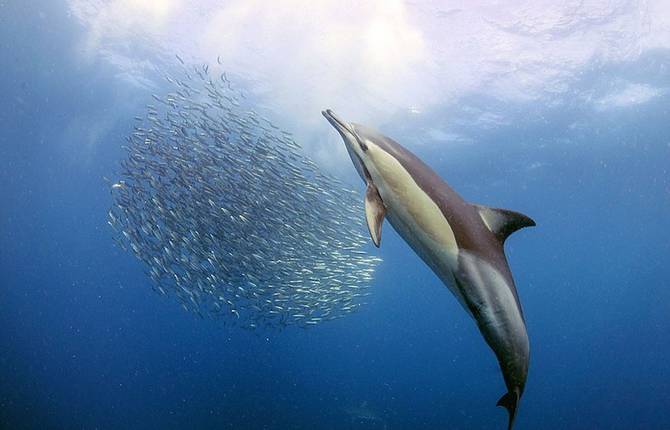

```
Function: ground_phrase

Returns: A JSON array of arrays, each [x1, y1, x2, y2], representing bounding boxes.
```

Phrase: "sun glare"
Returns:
[[121, 0, 176, 20]]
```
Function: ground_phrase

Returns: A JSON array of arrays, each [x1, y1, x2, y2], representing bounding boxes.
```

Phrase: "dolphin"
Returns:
[[344, 401, 387, 428], [322, 109, 535, 430]]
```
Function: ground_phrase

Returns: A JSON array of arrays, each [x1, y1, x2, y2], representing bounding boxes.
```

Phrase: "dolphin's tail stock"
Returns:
[[497, 389, 520, 430]]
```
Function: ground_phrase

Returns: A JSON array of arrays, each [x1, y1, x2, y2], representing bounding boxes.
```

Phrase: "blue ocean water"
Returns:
[[1, 1, 669, 429]]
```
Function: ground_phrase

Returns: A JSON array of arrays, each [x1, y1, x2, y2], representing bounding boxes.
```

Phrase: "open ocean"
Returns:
[[1, 1, 669, 429]]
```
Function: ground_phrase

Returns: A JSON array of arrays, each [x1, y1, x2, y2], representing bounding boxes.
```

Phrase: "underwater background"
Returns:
[[1, 1, 669, 429]]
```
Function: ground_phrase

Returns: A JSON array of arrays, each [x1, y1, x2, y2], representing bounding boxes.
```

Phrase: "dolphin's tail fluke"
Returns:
[[497, 389, 520, 430]]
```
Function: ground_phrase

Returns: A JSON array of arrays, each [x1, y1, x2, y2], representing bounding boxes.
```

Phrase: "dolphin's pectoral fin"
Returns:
[[497, 390, 520, 430], [364, 183, 385, 247], [474, 204, 536, 244]]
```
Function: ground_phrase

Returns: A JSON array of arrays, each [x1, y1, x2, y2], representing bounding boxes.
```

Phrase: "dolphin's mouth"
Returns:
[[322, 109, 368, 151], [321, 109, 354, 135], [322, 109, 373, 183]]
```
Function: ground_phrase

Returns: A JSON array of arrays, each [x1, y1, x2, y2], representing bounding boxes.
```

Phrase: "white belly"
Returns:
[[364, 145, 465, 304]]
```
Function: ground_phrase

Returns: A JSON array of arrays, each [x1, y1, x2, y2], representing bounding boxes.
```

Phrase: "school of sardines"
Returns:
[[108, 57, 380, 329]]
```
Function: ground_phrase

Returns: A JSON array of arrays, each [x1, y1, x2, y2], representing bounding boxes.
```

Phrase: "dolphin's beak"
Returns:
[[322, 109, 368, 152], [321, 109, 354, 136], [322, 109, 372, 183]]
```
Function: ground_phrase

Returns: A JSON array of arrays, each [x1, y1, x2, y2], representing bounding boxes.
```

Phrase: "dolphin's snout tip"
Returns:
[[322, 109, 342, 130], [322, 110, 357, 137], [322, 109, 345, 126]]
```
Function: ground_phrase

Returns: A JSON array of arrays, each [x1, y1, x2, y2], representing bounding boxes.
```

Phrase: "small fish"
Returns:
[[108, 58, 381, 330]]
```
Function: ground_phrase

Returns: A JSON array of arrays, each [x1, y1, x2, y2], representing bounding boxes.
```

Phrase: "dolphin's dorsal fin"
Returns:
[[365, 183, 386, 247], [474, 204, 535, 243]]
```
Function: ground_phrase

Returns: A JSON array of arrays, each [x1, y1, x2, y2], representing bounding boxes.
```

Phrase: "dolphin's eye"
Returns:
[[354, 133, 368, 152]]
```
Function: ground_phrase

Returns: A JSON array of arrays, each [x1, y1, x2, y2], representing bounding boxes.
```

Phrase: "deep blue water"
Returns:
[[2, 2, 670, 429]]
